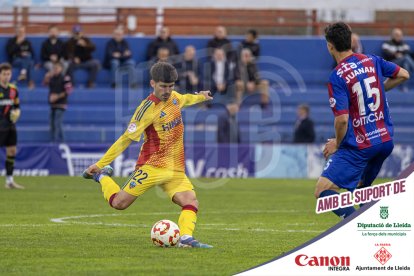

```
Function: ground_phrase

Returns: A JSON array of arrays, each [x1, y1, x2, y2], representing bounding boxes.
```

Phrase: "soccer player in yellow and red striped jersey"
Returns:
[[84, 62, 213, 248]]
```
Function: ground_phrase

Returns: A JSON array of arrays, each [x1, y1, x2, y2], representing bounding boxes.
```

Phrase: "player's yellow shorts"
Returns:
[[122, 164, 195, 199]]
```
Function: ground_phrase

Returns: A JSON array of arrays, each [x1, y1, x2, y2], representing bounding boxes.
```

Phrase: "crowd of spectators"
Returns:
[[4, 24, 413, 143], [5, 25, 268, 100], [3, 24, 270, 143]]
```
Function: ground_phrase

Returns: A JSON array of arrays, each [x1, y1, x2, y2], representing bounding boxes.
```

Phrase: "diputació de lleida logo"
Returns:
[[380, 206, 389, 219]]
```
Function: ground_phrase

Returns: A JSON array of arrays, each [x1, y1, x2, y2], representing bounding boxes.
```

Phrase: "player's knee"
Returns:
[[191, 199, 199, 209], [181, 198, 198, 209], [111, 200, 129, 210], [173, 191, 198, 208], [314, 183, 325, 198], [186, 193, 199, 208], [314, 189, 323, 199]]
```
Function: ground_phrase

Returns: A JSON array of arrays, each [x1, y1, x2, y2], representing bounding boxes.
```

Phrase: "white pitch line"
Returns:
[[50, 213, 127, 223], [45, 210, 322, 234], [0, 224, 64, 227], [50, 209, 305, 224], [58, 221, 149, 227]]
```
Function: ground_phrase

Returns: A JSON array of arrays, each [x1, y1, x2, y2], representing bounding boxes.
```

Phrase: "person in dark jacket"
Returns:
[[293, 104, 315, 143], [207, 26, 234, 62], [49, 62, 72, 142], [104, 26, 136, 88], [146, 27, 179, 61], [176, 45, 200, 93], [235, 48, 269, 107], [6, 26, 35, 89], [203, 48, 237, 95], [203, 48, 240, 144], [382, 28, 413, 91], [41, 25, 67, 84], [238, 29, 260, 58], [65, 25, 100, 88]]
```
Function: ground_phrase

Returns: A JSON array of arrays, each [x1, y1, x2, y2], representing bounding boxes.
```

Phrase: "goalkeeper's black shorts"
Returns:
[[0, 121, 17, 147]]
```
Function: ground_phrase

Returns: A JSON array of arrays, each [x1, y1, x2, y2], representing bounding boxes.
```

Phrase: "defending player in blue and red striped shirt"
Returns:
[[315, 22, 410, 219]]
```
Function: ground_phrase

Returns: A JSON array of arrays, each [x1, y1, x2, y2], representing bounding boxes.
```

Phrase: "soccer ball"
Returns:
[[151, 220, 180, 247]]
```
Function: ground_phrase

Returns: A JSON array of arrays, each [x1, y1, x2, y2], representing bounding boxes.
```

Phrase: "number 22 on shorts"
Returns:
[[133, 169, 148, 184]]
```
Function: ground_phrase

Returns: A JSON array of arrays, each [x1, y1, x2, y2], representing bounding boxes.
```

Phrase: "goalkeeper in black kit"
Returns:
[[0, 63, 24, 189]]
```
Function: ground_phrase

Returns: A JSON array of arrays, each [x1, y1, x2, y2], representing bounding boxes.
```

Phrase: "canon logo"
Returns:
[[295, 254, 350, 267]]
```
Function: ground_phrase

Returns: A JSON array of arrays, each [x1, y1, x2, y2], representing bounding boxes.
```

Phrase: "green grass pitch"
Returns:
[[0, 177, 387, 275]]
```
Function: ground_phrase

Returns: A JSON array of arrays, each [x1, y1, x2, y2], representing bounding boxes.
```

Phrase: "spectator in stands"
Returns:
[[176, 45, 200, 93], [41, 25, 66, 85], [203, 48, 237, 96], [65, 25, 100, 88], [6, 26, 35, 89], [146, 47, 174, 85], [207, 26, 234, 62], [203, 47, 239, 143], [48, 62, 72, 142], [293, 104, 315, 143], [146, 27, 179, 61], [382, 28, 414, 91], [351, 33, 363, 54], [104, 26, 136, 88], [149, 47, 176, 66], [238, 29, 260, 58], [215, 102, 240, 143], [235, 48, 269, 108]]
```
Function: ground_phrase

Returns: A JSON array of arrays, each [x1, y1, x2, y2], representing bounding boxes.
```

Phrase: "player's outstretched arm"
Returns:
[[177, 90, 213, 107], [196, 91, 213, 101], [384, 67, 410, 92], [96, 134, 133, 168], [84, 101, 154, 176]]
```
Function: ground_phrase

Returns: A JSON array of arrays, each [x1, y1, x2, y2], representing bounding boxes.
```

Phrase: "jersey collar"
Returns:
[[336, 53, 356, 67], [148, 93, 161, 104]]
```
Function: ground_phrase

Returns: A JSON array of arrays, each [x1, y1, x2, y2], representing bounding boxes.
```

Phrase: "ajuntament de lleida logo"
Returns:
[[380, 206, 389, 219]]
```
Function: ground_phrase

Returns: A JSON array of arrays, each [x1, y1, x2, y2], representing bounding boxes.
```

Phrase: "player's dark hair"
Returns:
[[0, 63, 12, 73], [247, 29, 258, 38], [150, 62, 178, 83], [48, 24, 58, 30], [324, 22, 352, 52]]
